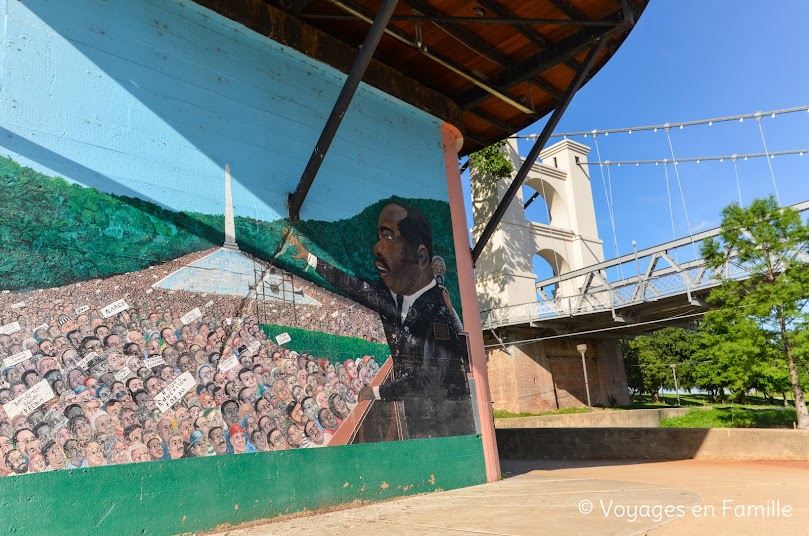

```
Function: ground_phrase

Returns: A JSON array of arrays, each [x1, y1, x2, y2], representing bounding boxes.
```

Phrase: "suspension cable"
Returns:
[[662, 160, 677, 243], [593, 134, 622, 268], [604, 163, 624, 279], [511, 105, 809, 138], [665, 127, 699, 260], [755, 114, 782, 206], [568, 147, 809, 166], [731, 155, 744, 207]]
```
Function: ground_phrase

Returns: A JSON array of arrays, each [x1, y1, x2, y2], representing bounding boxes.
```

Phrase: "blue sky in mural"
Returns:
[[1, 0, 449, 226], [461, 0, 809, 279]]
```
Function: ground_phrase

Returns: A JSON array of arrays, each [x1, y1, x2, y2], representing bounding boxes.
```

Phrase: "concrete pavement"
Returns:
[[203, 459, 809, 535]]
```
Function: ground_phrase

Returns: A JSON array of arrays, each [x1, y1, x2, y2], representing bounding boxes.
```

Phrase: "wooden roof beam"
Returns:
[[286, 0, 317, 13], [547, 0, 623, 50], [471, 0, 597, 105], [403, 0, 513, 67], [468, 108, 525, 133], [457, 25, 623, 111], [389, 0, 566, 101], [547, 0, 587, 20]]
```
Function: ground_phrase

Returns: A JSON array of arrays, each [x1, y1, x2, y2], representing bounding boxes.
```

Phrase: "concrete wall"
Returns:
[[0, 435, 485, 535], [487, 336, 630, 413], [498, 428, 809, 461], [495, 408, 690, 428]]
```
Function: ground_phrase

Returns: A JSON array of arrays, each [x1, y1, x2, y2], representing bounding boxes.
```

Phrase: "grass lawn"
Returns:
[[493, 407, 592, 419], [660, 406, 798, 428], [493, 392, 796, 423], [629, 392, 793, 409]]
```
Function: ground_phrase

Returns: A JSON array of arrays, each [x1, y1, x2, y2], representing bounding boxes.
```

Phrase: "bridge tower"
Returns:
[[472, 138, 630, 413], [473, 138, 604, 310]]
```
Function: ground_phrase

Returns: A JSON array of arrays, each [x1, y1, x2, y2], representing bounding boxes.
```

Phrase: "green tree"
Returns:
[[693, 309, 774, 403], [468, 140, 513, 181], [623, 327, 697, 402], [621, 339, 643, 398], [701, 197, 809, 427]]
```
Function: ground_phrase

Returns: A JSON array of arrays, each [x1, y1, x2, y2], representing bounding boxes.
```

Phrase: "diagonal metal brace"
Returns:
[[288, 0, 400, 220]]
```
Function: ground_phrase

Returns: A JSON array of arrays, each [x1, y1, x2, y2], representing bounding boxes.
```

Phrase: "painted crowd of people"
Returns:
[[0, 252, 385, 475]]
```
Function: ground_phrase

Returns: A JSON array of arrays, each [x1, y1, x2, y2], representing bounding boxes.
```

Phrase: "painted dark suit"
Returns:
[[314, 259, 475, 439]]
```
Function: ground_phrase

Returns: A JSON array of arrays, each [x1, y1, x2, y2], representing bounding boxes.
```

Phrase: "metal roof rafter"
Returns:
[[288, 0, 400, 220]]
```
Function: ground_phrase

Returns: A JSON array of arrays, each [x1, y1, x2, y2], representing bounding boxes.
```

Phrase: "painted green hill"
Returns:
[[0, 156, 460, 308]]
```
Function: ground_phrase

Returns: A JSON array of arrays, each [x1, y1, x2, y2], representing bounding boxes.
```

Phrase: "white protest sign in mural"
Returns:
[[114, 367, 133, 382], [275, 332, 292, 345], [10, 301, 26, 309], [144, 356, 166, 369], [218, 356, 239, 372], [3, 380, 55, 419], [204, 300, 214, 308], [32, 323, 49, 333], [154, 371, 196, 413], [3, 350, 33, 368], [180, 307, 202, 325], [101, 299, 129, 318], [246, 340, 261, 355], [75, 305, 90, 315], [0, 322, 21, 336], [75, 352, 99, 370]]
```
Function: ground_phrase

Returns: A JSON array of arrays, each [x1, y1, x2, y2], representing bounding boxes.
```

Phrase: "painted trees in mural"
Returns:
[[0, 157, 474, 475]]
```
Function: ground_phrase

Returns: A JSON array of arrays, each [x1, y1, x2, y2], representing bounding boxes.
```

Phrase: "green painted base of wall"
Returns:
[[0, 435, 486, 535]]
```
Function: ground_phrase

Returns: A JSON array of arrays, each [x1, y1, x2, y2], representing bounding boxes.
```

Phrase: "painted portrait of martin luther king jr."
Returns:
[[284, 202, 475, 440]]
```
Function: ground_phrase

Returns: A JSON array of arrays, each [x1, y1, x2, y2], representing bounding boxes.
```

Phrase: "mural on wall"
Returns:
[[0, 156, 475, 475]]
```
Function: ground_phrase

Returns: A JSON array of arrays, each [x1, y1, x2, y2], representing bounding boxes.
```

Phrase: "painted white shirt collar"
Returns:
[[391, 279, 436, 323]]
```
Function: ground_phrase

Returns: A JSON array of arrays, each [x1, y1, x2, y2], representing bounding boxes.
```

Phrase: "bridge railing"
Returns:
[[480, 263, 740, 329], [480, 200, 808, 330]]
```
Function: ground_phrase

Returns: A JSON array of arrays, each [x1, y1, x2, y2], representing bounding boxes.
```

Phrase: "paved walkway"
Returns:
[[206, 459, 809, 535]]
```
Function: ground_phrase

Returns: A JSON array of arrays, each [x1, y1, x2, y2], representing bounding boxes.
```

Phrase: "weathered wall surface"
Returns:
[[495, 407, 691, 428], [0, 0, 450, 222], [0, 0, 486, 532], [487, 335, 630, 413], [498, 428, 809, 461], [0, 435, 485, 535]]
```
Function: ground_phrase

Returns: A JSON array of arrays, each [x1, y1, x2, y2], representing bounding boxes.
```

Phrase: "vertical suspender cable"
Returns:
[[593, 134, 622, 271], [662, 160, 677, 242], [756, 115, 782, 206], [604, 162, 624, 280], [665, 127, 699, 260], [731, 155, 744, 207]]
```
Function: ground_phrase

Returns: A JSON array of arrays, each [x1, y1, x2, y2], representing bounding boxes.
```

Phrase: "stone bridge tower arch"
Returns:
[[472, 138, 604, 310], [472, 138, 630, 414]]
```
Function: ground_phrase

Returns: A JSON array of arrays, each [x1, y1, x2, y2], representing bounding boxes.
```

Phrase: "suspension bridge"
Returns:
[[473, 106, 809, 337], [480, 198, 809, 332]]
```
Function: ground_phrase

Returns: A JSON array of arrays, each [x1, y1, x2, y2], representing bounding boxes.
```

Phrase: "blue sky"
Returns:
[[462, 0, 809, 280]]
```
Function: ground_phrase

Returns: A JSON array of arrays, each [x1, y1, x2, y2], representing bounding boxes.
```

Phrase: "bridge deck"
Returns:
[[480, 200, 809, 332]]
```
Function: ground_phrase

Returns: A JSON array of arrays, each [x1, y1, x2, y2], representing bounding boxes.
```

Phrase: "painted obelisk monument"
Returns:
[[223, 163, 239, 251]]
